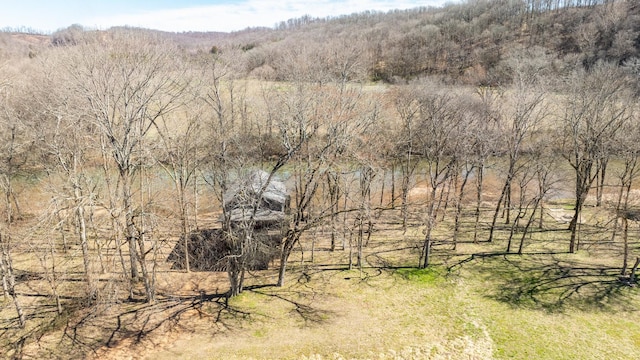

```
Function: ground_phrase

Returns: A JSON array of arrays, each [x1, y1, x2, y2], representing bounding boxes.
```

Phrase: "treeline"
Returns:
[[200, 0, 639, 84]]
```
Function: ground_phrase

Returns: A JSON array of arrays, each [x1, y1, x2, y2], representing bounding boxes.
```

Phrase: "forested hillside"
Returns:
[[1, 0, 640, 359], [5, 0, 639, 84]]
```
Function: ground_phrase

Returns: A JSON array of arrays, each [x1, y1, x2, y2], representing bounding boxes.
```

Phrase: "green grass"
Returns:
[[5, 194, 640, 359], [138, 255, 640, 359], [395, 266, 446, 285], [137, 204, 640, 360]]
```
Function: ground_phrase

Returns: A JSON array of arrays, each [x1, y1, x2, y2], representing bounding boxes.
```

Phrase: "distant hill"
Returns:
[[2, 0, 638, 85], [0, 32, 48, 59]]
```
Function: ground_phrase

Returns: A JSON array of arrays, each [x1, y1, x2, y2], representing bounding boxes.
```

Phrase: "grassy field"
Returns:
[[2, 183, 640, 359], [124, 250, 640, 359]]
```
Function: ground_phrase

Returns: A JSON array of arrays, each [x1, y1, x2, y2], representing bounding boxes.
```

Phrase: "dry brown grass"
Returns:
[[3, 161, 640, 359]]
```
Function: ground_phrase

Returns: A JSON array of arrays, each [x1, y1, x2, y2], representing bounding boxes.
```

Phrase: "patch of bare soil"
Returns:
[[7, 33, 48, 45]]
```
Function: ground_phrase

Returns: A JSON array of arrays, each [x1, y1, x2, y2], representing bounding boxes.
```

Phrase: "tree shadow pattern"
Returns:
[[468, 254, 638, 312], [1, 288, 254, 359], [2, 278, 340, 359]]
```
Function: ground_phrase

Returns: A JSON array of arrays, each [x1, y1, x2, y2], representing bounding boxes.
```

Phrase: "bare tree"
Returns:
[[488, 55, 548, 243], [411, 86, 465, 268], [326, 170, 341, 251], [470, 87, 500, 243], [154, 104, 204, 273], [271, 82, 327, 287], [560, 62, 633, 253], [198, 51, 259, 296], [66, 30, 189, 302], [0, 78, 31, 224], [609, 110, 640, 275], [0, 65, 31, 327], [503, 140, 557, 255], [517, 148, 558, 254], [392, 86, 421, 233], [451, 107, 482, 249], [273, 81, 377, 286], [29, 58, 102, 301]]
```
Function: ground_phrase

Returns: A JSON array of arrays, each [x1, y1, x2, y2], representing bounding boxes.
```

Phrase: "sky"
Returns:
[[0, 0, 452, 33]]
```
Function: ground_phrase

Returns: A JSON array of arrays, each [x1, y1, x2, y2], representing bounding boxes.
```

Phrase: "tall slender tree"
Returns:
[[66, 30, 189, 302], [560, 62, 632, 253]]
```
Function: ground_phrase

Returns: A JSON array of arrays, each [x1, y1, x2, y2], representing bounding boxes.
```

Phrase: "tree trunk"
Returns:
[[568, 199, 582, 254], [136, 231, 155, 301], [380, 168, 386, 207], [277, 249, 289, 287], [473, 162, 484, 243], [327, 172, 339, 252], [357, 216, 363, 268], [507, 188, 528, 253], [76, 201, 95, 300], [2, 175, 15, 224], [138, 170, 155, 303], [55, 203, 68, 252], [569, 159, 595, 254], [391, 162, 396, 207], [1, 254, 7, 301], [112, 215, 133, 300], [569, 182, 588, 253], [401, 163, 410, 234], [342, 179, 348, 250], [44, 235, 63, 315], [0, 235, 25, 328], [621, 217, 629, 275], [421, 187, 438, 269], [506, 210, 520, 253], [277, 233, 298, 287], [518, 199, 541, 255], [360, 167, 373, 247], [489, 172, 513, 243], [422, 235, 432, 269], [122, 173, 139, 280], [453, 166, 472, 249], [228, 256, 244, 297], [503, 184, 512, 224], [194, 168, 199, 231], [596, 158, 608, 207], [178, 183, 190, 273], [87, 206, 105, 274]]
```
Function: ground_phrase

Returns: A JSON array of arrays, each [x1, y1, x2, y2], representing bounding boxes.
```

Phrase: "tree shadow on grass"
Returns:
[[6, 272, 339, 359], [4, 289, 255, 359], [65, 282, 335, 357], [97, 288, 267, 350], [248, 279, 337, 327], [466, 254, 638, 313], [251, 290, 334, 326]]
